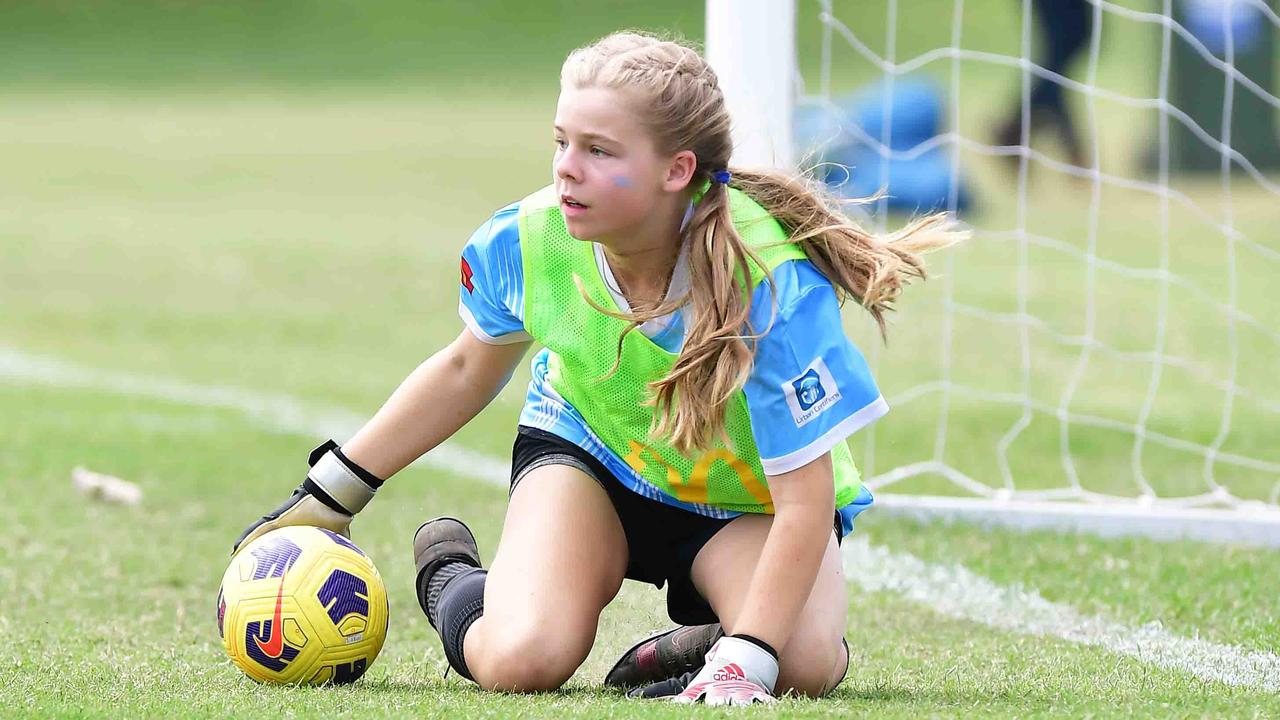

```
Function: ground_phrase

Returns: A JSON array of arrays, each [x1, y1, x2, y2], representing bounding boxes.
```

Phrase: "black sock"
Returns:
[[425, 561, 475, 623], [434, 566, 486, 682]]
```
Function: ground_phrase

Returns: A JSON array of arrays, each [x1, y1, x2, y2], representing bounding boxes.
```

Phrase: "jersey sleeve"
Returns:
[[458, 203, 532, 345], [743, 260, 888, 476]]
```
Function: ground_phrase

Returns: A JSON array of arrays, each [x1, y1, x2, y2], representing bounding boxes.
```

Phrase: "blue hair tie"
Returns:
[[711, 169, 732, 185]]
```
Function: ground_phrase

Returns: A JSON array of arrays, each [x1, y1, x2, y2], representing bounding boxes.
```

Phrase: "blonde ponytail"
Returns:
[[563, 31, 966, 455]]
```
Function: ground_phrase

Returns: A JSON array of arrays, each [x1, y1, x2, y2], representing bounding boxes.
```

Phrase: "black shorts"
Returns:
[[509, 426, 842, 625]]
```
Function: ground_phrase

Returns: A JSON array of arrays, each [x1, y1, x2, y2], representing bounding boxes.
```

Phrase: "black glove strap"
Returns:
[[728, 633, 779, 661], [302, 478, 352, 516], [308, 439, 340, 466]]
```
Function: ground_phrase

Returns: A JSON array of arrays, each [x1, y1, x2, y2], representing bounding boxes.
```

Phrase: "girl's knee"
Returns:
[[469, 624, 589, 692], [776, 633, 847, 698]]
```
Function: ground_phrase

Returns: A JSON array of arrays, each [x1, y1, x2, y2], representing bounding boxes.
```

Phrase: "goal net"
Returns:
[[707, 0, 1280, 545]]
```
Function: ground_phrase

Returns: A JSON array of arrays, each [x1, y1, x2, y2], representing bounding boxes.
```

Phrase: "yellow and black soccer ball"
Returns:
[[217, 526, 388, 685]]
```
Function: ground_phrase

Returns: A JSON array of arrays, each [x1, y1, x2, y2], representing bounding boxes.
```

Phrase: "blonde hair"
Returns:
[[562, 31, 966, 455]]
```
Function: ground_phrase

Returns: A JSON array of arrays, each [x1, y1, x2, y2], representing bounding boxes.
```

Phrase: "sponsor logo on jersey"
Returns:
[[794, 370, 826, 410], [782, 357, 842, 427]]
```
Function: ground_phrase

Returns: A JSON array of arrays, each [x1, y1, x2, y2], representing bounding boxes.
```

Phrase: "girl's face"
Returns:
[[552, 85, 692, 243]]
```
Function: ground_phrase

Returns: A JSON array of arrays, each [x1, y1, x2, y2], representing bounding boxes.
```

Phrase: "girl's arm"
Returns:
[[342, 328, 532, 478], [729, 452, 836, 651], [669, 455, 834, 704], [231, 328, 529, 553]]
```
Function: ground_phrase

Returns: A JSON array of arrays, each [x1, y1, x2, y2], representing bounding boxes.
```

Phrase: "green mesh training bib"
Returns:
[[519, 184, 863, 514]]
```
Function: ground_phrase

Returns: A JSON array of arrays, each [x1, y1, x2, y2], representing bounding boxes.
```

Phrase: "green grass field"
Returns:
[[2, 1, 1278, 717]]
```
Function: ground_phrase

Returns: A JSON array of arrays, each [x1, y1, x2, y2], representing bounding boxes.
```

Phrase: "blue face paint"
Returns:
[[611, 175, 633, 189]]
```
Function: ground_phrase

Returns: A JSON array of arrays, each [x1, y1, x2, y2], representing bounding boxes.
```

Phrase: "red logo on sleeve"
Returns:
[[460, 257, 475, 294]]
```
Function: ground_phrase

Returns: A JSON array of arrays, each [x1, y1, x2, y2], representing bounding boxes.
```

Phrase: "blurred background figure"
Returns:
[[992, 0, 1093, 169], [1165, 0, 1280, 172], [796, 80, 973, 214]]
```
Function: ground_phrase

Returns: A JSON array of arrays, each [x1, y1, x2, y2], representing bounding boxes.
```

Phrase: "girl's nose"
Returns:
[[555, 148, 581, 184]]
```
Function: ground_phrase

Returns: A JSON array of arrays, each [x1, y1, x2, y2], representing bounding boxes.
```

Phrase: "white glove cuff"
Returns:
[[709, 636, 780, 693], [308, 450, 376, 514]]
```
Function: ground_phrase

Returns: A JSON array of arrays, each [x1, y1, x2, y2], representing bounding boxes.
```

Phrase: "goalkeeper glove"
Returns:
[[231, 440, 382, 555], [671, 634, 779, 706]]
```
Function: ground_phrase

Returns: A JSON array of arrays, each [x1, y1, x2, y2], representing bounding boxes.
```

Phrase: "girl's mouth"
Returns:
[[561, 195, 589, 215]]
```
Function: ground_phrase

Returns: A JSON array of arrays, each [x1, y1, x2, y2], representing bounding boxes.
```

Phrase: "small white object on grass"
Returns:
[[72, 466, 143, 506]]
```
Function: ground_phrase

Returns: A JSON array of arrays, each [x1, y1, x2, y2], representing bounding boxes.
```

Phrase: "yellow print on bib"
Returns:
[[623, 441, 774, 512]]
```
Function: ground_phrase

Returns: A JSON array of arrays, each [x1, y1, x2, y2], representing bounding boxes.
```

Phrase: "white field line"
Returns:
[[0, 347, 510, 482], [2, 345, 1277, 692], [843, 537, 1280, 691]]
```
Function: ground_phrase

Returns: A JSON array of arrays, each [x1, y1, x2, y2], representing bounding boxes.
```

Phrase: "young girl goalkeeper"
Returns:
[[234, 31, 959, 705]]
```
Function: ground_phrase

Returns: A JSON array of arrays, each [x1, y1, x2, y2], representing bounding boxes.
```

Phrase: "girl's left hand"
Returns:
[[670, 635, 778, 706]]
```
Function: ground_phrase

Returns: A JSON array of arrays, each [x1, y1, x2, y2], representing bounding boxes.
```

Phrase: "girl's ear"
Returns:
[[662, 150, 698, 193]]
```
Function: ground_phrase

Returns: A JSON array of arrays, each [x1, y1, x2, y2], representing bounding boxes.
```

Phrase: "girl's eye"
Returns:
[[554, 138, 567, 149], [590, 146, 609, 157]]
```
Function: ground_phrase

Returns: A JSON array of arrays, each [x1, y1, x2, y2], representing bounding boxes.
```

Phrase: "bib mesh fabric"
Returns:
[[520, 184, 862, 514]]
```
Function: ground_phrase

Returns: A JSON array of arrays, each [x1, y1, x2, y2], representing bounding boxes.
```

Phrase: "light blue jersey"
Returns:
[[457, 201, 885, 535]]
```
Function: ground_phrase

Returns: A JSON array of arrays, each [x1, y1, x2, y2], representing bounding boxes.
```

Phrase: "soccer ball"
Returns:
[[217, 526, 388, 685]]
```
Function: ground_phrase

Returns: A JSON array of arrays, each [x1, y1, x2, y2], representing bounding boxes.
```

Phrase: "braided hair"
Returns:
[[561, 32, 964, 455]]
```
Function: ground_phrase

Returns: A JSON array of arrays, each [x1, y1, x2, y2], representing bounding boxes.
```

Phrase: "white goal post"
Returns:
[[705, 0, 1280, 547], [705, 0, 797, 168]]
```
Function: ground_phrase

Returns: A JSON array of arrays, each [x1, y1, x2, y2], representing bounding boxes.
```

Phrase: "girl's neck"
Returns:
[[597, 196, 687, 309]]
